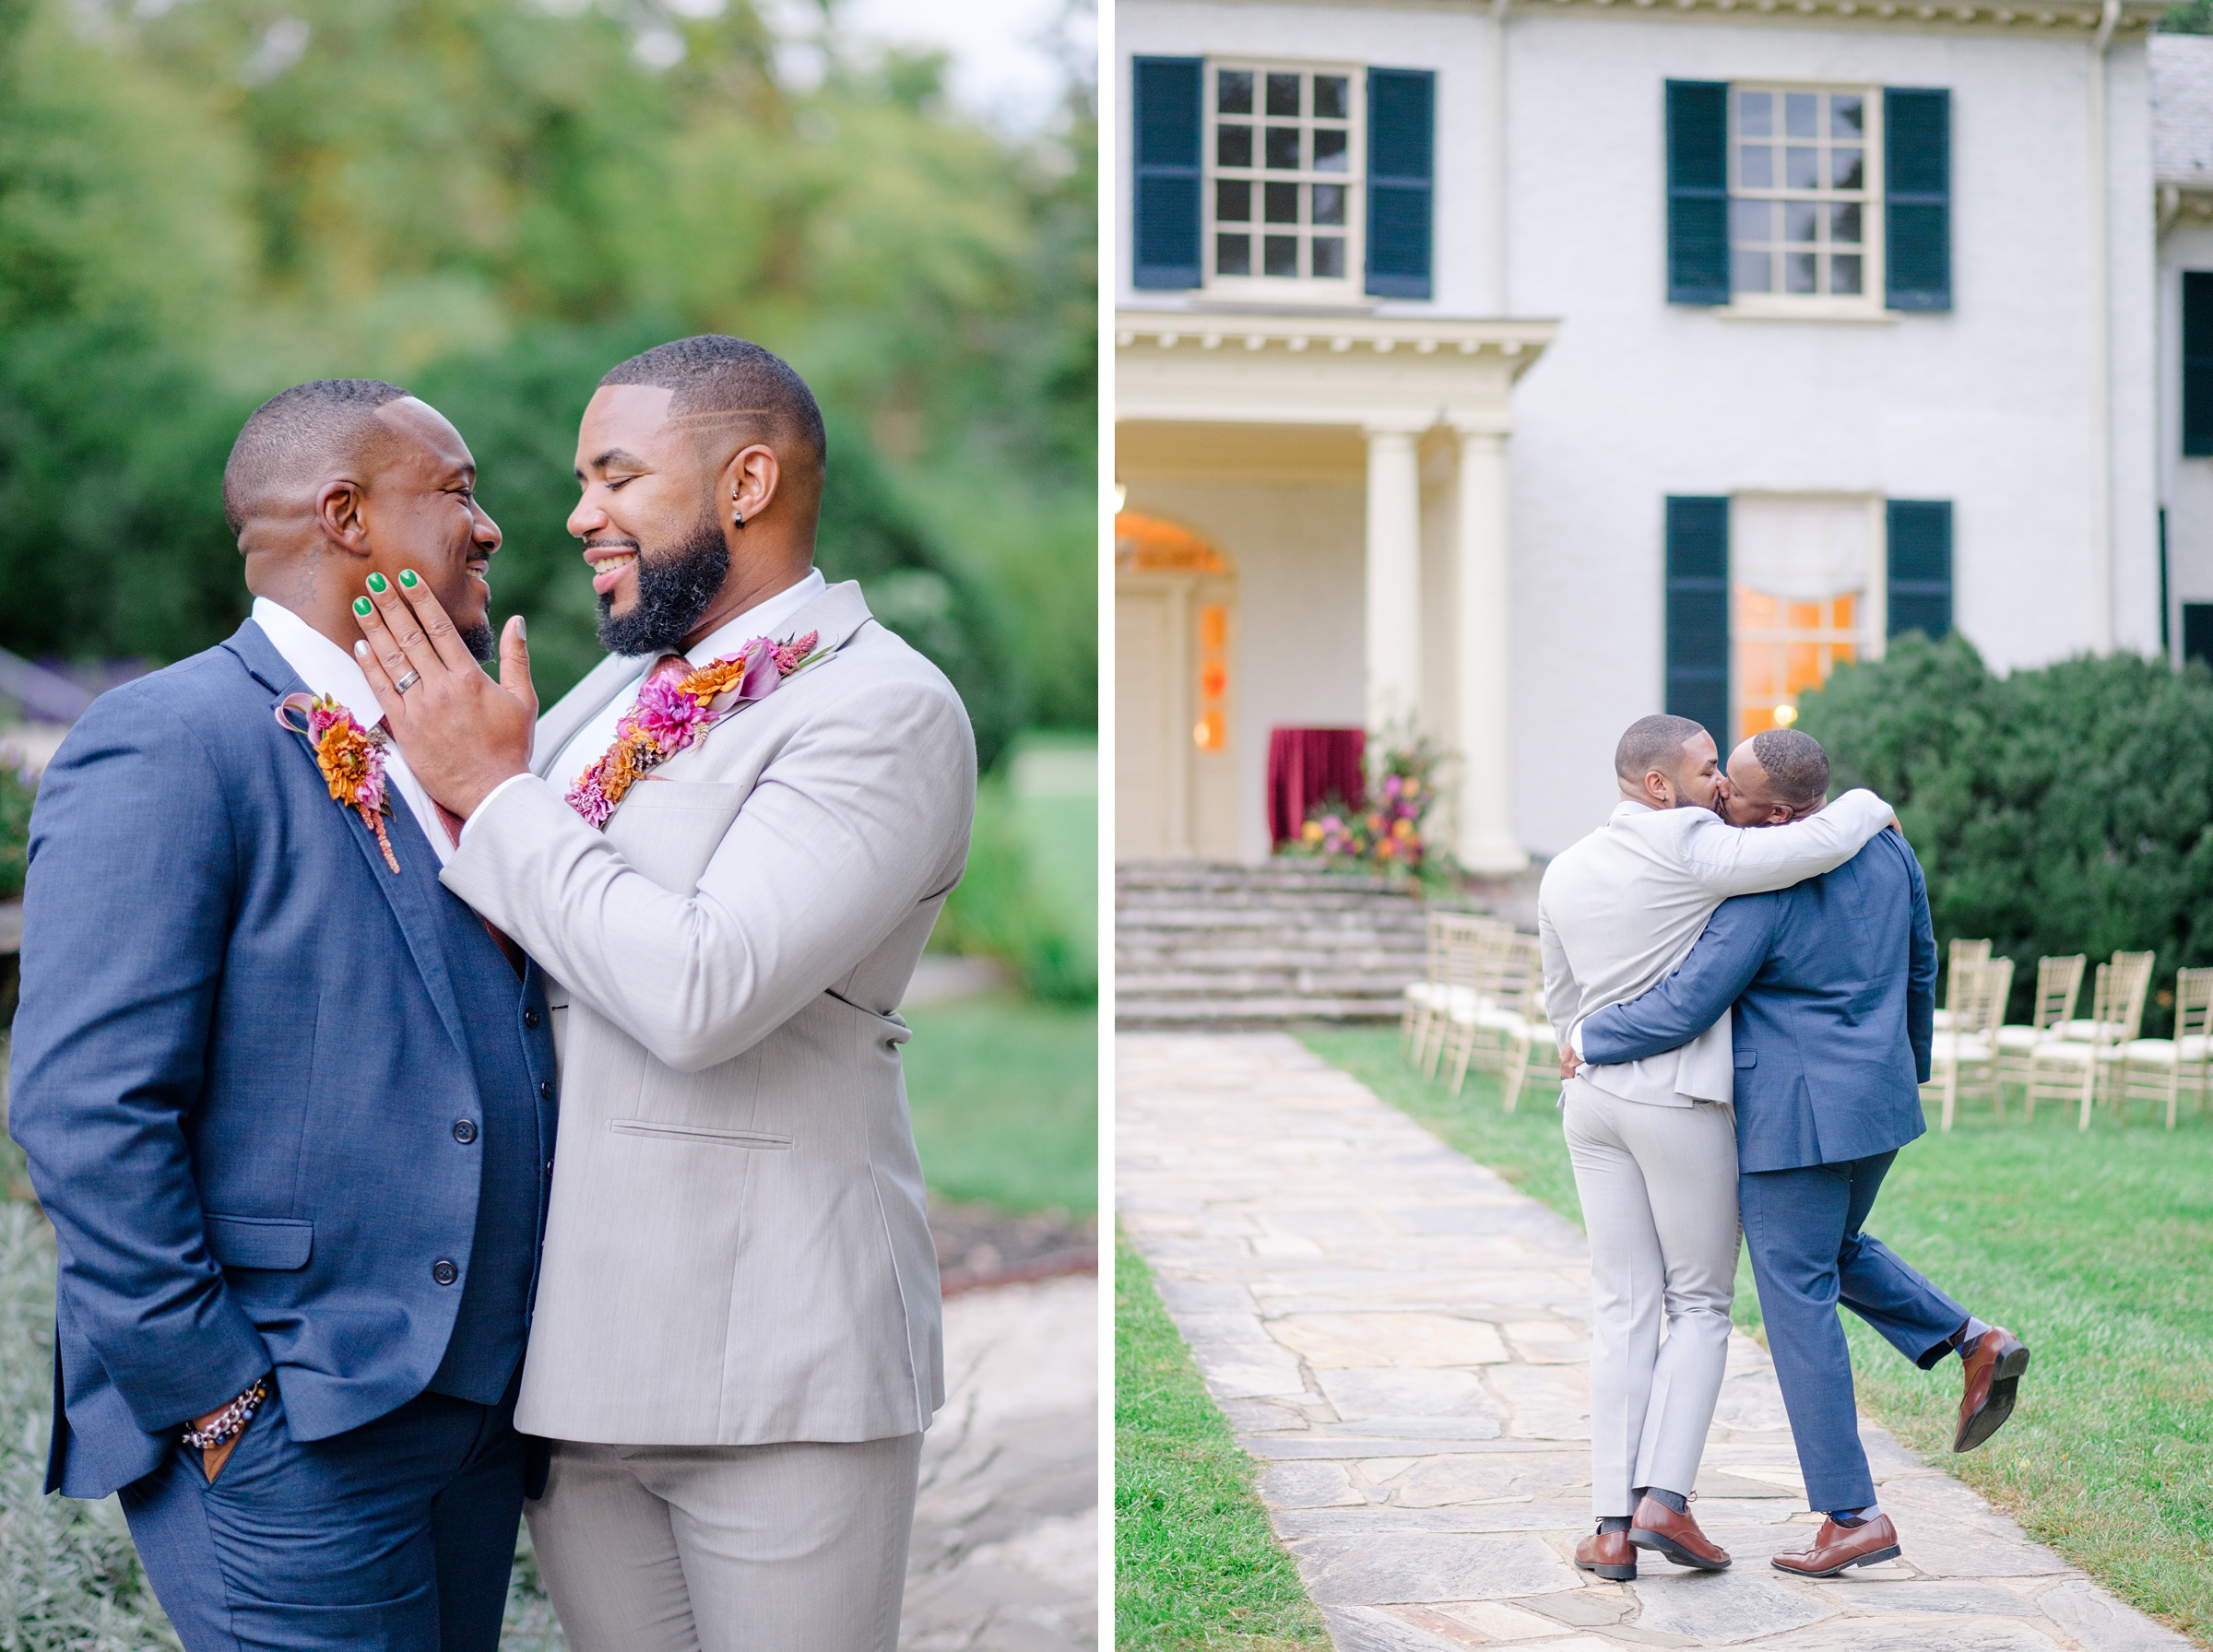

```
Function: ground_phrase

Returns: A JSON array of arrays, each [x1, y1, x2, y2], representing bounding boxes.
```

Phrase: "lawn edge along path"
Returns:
[[1114, 1228, 1331, 1651]]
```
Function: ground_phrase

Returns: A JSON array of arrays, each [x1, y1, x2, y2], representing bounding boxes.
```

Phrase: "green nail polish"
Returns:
[[354, 596, 373, 616], [398, 569, 418, 588], [367, 572, 388, 593]]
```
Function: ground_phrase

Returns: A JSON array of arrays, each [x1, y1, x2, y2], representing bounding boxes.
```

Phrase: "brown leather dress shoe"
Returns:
[[1628, 1493, 1731, 1571], [1955, 1327, 2031, 1453], [1574, 1526, 1637, 1582], [1770, 1514, 1903, 1577]]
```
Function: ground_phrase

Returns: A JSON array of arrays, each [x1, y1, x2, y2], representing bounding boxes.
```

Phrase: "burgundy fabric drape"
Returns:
[[1267, 727, 1366, 846]]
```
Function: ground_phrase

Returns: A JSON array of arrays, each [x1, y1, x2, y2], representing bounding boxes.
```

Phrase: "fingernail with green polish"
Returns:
[[398, 569, 419, 588], [367, 572, 388, 593], [354, 596, 373, 616]]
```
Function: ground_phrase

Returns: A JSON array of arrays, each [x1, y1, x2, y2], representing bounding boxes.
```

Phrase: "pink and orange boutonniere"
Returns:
[[565, 631, 823, 830], [276, 693, 399, 872]]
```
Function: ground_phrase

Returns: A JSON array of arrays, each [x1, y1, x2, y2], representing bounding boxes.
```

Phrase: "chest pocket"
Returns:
[[604, 781, 749, 894]]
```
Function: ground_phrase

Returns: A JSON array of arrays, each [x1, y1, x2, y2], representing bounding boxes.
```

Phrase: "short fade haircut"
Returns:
[[598, 336, 826, 473], [1615, 714, 1710, 784], [1750, 727, 1830, 807], [223, 378, 413, 536]]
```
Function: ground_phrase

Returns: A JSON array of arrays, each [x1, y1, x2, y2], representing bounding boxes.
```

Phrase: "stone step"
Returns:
[[1117, 861, 1410, 897], [1119, 969, 1417, 997], [1117, 931, 1426, 959], [1117, 949, 1425, 974]]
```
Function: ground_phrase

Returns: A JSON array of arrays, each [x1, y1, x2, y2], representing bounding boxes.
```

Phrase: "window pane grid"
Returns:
[[1207, 61, 1359, 286], [1730, 87, 1876, 302], [1734, 589, 1860, 740]]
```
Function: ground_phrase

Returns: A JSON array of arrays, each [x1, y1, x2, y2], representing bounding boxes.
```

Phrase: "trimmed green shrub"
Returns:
[[930, 774, 1095, 1006], [1796, 633, 2213, 1035], [0, 770, 29, 902]]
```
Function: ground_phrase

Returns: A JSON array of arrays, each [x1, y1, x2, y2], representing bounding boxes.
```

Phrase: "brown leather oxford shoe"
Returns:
[[1770, 1513, 1903, 1577], [1955, 1326, 2031, 1453], [1628, 1493, 1731, 1571], [1574, 1526, 1637, 1582]]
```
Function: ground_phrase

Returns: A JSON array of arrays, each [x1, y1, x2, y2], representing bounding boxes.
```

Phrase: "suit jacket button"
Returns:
[[453, 1119, 478, 1144], [432, 1259, 459, 1286], [523, 1009, 541, 1029], [539, 1080, 555, 1101]]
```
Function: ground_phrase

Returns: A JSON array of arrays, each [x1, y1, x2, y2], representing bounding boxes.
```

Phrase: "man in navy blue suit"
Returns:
[[8, 380, 559, 1649], [1576, 728, 2030, 1579]]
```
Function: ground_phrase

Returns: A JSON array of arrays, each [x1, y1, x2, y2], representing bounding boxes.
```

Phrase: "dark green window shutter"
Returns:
[[1885, 88, 1951, 313], [1665, 81, 1729, 306], [1888, 500, 1953, 641], [2184, 272, 2213, 455], [1665, 497, 1731, 746], [1367, 68, 1435, 300], [1133, 57, 1202, 289]]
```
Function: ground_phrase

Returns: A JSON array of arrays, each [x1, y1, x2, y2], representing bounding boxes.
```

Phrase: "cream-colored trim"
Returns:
[[1715, 301, 1900, 322], [1171, 0, 2161, 33]]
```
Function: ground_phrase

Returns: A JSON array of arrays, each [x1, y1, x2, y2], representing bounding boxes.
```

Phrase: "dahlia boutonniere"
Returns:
[[566, 630, 825, 830], [276, 692, 398, 872]]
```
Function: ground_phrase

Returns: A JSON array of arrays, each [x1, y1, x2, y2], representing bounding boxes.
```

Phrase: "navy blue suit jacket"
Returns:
[[7, 621, 559, 1497], [1579, 829, 1937, 1174]]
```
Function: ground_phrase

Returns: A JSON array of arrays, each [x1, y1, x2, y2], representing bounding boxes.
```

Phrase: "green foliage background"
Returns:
[[1796, 632, 2213, 1035], [0, 0, 1096, 768]]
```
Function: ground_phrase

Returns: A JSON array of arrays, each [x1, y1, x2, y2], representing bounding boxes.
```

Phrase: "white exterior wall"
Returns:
[[2160, 222, 2213, 641], [1118, 2, 2165, 861]]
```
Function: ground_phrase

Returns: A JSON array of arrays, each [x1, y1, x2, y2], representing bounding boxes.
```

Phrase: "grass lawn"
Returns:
[[1115, 1230, 1331, 1651], [1301, 1025, 2213, 1647], [902, 991, 1097, 1216]]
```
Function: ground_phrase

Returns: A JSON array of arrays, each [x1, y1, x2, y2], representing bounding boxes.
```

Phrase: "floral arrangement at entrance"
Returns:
[[1285, 735, 1447, 880]]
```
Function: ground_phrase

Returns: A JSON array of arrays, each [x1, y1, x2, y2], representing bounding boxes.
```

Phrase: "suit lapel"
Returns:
[[223, 620, 477, 1062]]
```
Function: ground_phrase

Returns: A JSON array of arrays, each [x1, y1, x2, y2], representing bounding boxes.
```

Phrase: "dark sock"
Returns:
[[1640, 1487, 1688, 1515], [1598, 1515, 1632, 1534], [1828, 1503, 1880, 1528], [1951, 1316, 1993, 1358]]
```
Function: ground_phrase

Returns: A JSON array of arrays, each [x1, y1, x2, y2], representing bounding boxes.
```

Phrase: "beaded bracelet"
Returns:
[[181, 1376, 268, 1450]]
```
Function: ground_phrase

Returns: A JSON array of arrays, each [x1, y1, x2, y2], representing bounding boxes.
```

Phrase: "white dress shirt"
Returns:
[[542, 568, 827, 795], [251, 596, 458, 867]]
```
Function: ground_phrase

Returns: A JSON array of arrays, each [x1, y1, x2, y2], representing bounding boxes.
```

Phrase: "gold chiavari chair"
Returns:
[[1930, 937, 1994, 1032], [1923, 956, 2013, 1130], [2027, 951, 2155, 1129], [1993, 954, 2086, 1100], [2116, 966, 2213, 1130], [1420, 918, 1509, 1078], [1443, 931, 1542, 1099]]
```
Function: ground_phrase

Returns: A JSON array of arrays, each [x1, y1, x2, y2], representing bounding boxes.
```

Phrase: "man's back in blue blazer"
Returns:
[[1580, 827, 1938, 1173]]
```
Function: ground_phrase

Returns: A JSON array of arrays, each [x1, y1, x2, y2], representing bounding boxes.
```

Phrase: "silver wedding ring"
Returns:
[[394, 670, 421, 695]]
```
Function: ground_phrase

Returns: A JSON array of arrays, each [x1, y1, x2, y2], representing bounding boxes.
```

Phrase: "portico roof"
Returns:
[[1115, 309, 1558, 436]]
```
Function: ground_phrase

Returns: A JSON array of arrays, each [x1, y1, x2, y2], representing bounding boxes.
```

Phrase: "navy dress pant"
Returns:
[[120, 1379, 525, 1652], [1737, 1150, 1967, 1512]]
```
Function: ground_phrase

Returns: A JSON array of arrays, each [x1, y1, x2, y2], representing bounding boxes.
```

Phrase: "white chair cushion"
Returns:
[[1474, 1008, 1530, 1032], [1931, 1032, 1993, 1063], [2053, 1020, 2117, 1042], [1993, 1025, 2050, 1051], [2119, 1037, 2212, 1064], [2030, 1041, 2126, 1065], [1406, 982, 1444, 1008], [1931, 1009, 1956, 1031]]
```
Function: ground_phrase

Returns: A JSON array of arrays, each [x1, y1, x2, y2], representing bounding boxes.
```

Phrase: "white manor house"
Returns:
[[1115, 0, 2213, 870]]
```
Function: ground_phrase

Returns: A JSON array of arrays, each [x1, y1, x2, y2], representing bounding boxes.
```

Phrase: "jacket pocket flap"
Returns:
[[608, 1120, 793, 1150], [205, 1215, 314, 1271], [1734, 1049, 1759, 1068]]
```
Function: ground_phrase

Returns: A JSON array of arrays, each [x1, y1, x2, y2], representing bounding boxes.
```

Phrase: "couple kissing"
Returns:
[[1539, 715, 2030, 1584]]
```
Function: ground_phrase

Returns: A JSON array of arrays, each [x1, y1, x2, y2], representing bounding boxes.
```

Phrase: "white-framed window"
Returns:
[[1729, 86, 1883, 314], [1204, 60, 1364, 300], [1729, 495, 1886, 741]]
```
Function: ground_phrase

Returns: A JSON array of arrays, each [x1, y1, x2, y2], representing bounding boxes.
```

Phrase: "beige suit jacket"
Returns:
[[442, 581, 974, 1446]]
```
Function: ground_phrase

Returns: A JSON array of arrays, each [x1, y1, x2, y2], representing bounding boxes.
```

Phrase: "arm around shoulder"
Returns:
[[1675, 788, 1895, 898], [1578, 894, 1779, 1066]]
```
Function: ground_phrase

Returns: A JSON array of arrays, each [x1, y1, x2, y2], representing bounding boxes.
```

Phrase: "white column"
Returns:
[[1364, 426, 1424, 735], [1454, 426, 1527, 874]]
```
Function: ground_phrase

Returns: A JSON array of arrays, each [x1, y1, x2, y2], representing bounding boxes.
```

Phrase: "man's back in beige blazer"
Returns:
[[441, 576, 974, 1449]]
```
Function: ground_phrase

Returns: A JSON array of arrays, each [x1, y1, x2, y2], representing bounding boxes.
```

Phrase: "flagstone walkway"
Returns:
[[1118, 1032, 2191, 1652]]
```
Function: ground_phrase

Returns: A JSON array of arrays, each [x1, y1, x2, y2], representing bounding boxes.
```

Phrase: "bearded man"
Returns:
[[349, 336, 975, 1652]]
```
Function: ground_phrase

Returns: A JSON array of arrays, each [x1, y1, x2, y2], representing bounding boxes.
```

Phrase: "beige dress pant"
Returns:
[[1561, 1076, 1741, 1517], [526, 1433, 924, 1652]]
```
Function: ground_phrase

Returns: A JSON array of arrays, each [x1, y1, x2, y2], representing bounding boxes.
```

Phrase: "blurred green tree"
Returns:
[[0, 0, 1094, 762]]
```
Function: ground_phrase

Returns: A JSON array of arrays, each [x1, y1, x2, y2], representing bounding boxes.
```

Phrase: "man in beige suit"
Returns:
[[348, 336, 976, 1652]]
